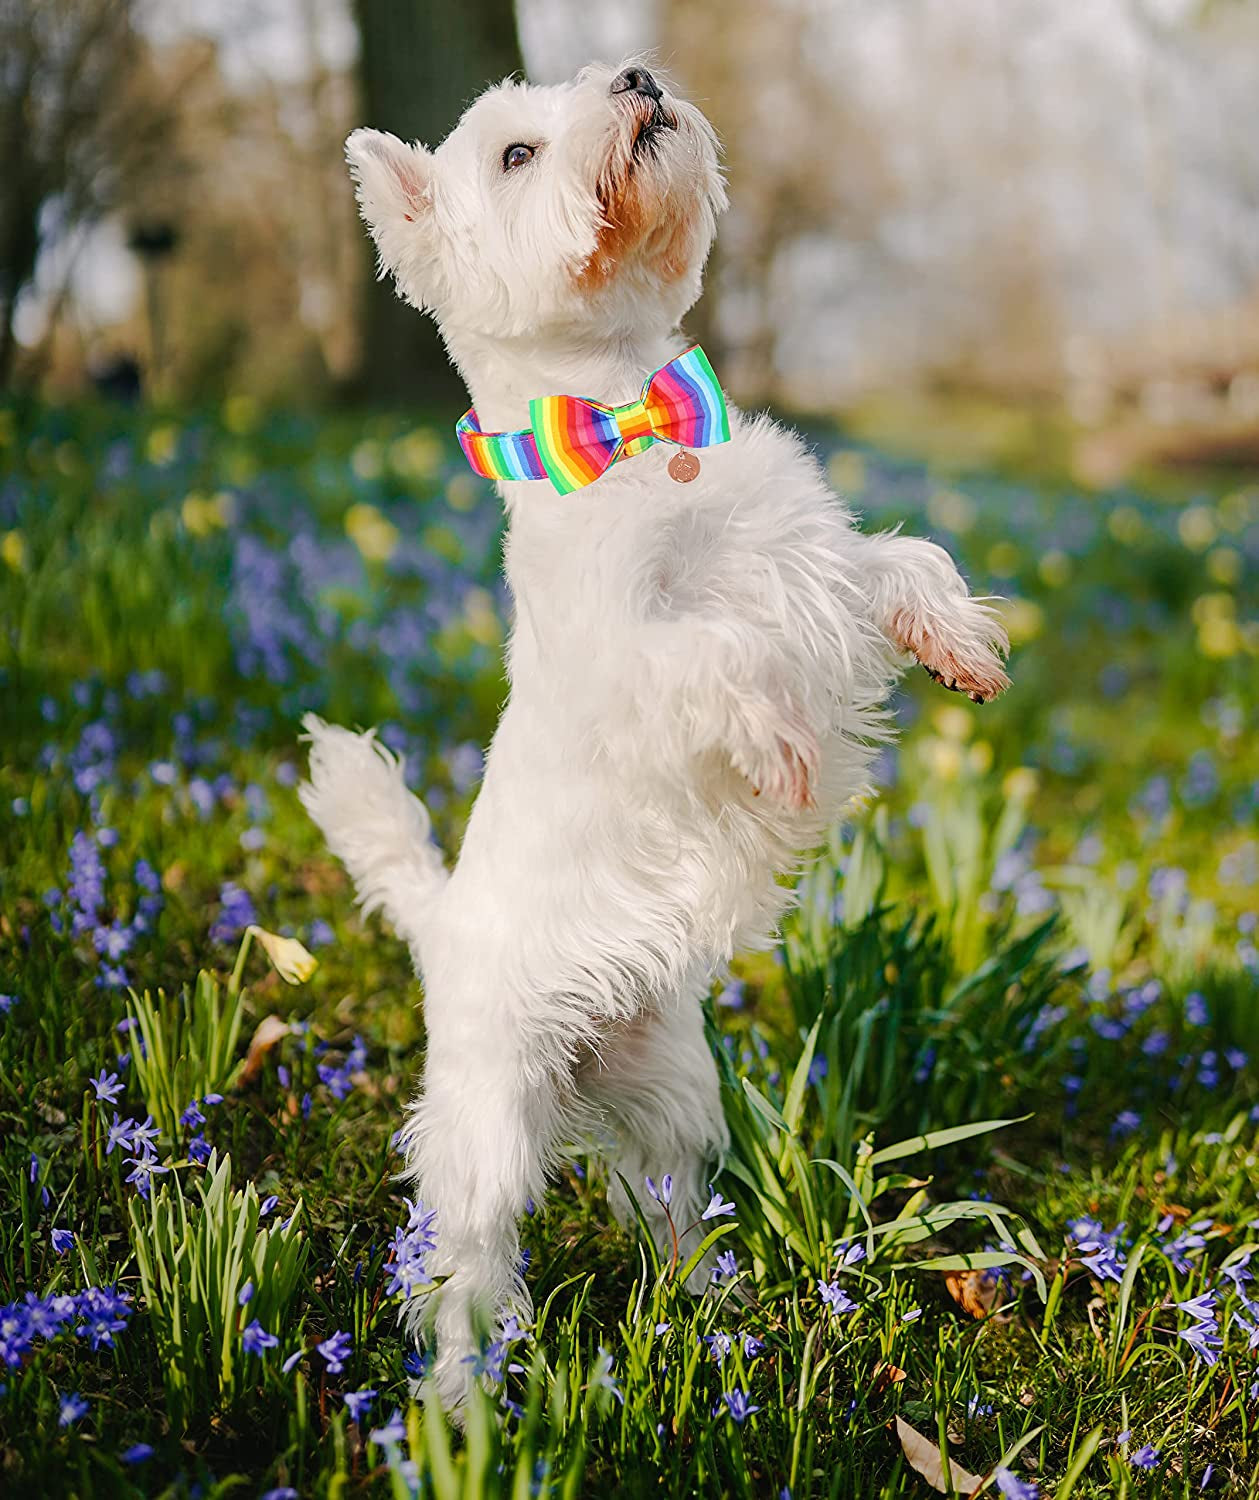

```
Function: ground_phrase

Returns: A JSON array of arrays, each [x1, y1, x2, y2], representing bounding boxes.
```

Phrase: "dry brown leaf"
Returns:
[[873, 1362, 908, 1392], [238, 1014, 291, 1086], [944, 1270, 1005, 1320], [895, 1417, 982, 1496]]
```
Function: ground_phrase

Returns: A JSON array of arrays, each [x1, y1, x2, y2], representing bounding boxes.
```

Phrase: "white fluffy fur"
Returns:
[[303, 60, 1009, 1411]]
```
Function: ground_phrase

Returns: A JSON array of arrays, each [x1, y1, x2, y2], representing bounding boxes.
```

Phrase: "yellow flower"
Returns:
[[390, 428, 443, 481], [146, 424, 179, 466], [996, 597, 1044, 646], [351, 440, 383, 480], [1178, 505, 1217, 552], [1, 530, 26, 572], [827, 450, 867, 497], [223, 394, 260, 435], [921, 737, 963, 781], [248, 926, 318, 985], [968, 739, 994, 774], [1198, 618, 1241, 659], [986, 540, 1020, 576], [464, 586, 502, 646], [345, 502, 400, 563], [446, 474, 479, 512], [181, 491, 236, 537], [1038, 550, 1071, 588], [926, 488, 976, 534], [1206, 547, 1241, 587], [933, 704, 973, 743], [1002, 767, 1039, 803], [1108, 506, 1144, 545]]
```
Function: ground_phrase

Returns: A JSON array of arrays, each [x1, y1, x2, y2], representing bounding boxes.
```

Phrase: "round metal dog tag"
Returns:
[[668, 450, 701, 483]]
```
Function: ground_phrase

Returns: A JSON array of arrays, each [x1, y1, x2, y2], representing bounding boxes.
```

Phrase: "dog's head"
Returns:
[[345, 61, 725, 342]]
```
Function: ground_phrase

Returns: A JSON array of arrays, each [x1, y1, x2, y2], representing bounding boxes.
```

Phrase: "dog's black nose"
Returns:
[[611, 66, 662, 103]]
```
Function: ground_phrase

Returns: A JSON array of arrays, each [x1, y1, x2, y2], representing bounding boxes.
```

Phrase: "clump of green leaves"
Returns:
[[128, 1153, 307, 1429]]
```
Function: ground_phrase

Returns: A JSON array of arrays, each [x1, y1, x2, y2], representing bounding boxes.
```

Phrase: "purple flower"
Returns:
[[90, 1069, 123, 1104], [645, 1174, 673, 1207], [51, 1228, 75, 1255], [1130, 1445, 1160, 1470], [343, 1388, 377, 1423], [242, 1320, 278, 1355], [722, 1388, 760, 1423], [369, 1408, 406, 1448], [0, 994, 16, 1014], [1175, 1292, 1217, 1323], [282, 1348, 304, 1374], [1068, 1218, 1127, 1283], [128, 1116, 160, 1157], [702, 1189, 736, 1220], [58, 1392, 89, 1427], [210, 882, 257, 943], [120, 1444, 154, 1464], [1177, 1320, 1223, 1365], [1176, 1315, 1222, 1366], [124, 1157, 169, 1199], [317, 1330, 352, 1373], [713, 1248, 739, 1282], [704, 1331, 732, 1364], [238, 1281, 254, 1306], [818, 1280, 858, 1315], [68, 832, 105, 933], [996, 1470, 1039, 1500], [259, 1194, 278, 1218], [75, 1285, 133, 1348]]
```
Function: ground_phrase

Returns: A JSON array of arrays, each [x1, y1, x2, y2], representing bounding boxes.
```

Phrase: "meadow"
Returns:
[[0, 395, 1257, 1498]]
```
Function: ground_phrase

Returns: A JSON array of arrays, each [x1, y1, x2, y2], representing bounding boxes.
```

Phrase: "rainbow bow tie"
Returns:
[[455, 345, 730, 495]]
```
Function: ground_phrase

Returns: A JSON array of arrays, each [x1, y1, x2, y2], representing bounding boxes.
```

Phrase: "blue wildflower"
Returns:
[[343, 1388, 377, 1423], [58, 1392, 89, 1427], [317, 1330, 352, 1372], [702, 1188, 736, 1220], [90, 1069, 123, 1104], [722, 1388, 760, 1423], [242, 1320, 278, 1355]]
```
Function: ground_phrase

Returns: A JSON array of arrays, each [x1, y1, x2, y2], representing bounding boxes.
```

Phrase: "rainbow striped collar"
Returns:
[[455, 345, 730, 495]]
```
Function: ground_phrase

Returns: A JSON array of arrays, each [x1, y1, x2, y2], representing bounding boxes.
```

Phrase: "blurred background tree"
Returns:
[[0, 0, 174, 387], [352, 0, 524, 405], [5, 0, 1259, 481]]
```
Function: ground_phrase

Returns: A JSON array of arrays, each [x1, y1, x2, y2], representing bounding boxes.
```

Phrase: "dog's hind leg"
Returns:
[[580, 988, 729, 1293], [397, 996, 564, 1414]]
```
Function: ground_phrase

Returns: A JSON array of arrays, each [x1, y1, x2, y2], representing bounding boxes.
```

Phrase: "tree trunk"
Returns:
[[350, 0, 524, 408]]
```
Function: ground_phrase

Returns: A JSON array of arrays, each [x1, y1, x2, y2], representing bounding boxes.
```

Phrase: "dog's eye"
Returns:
[[502, 143, 536, 172]]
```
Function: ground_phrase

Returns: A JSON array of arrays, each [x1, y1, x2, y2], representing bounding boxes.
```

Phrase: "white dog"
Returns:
[[301, 60, 1008, 1409]]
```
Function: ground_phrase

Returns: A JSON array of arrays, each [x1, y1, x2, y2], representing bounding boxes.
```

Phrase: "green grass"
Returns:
[[0, 396, 1257, 1497]]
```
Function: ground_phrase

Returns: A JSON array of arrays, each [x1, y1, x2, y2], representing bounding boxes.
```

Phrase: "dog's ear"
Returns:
[[345, 128, 439, 295]]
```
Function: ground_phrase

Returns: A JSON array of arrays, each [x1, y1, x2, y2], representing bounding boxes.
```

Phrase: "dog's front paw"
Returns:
[[889, 603, 1010, 705], [729, 701, 820, 811]]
